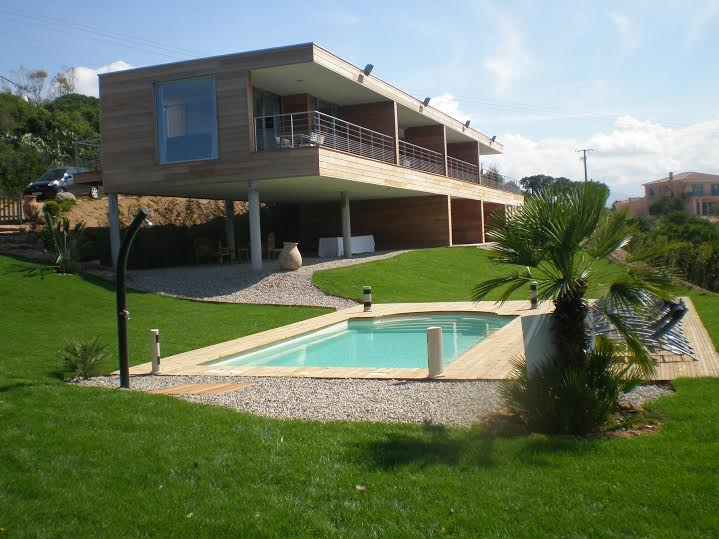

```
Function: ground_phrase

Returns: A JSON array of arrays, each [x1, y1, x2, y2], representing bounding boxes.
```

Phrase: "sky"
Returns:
[[1, 0, 718, 201]]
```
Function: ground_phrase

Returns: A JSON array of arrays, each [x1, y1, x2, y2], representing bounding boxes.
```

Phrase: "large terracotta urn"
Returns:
[[278, 242, 302, 270], [23, 195, 42, 222]]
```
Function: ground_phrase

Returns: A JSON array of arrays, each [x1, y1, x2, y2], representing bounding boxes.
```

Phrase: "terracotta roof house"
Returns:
[[99, 43, 524, 270], [614, 171, 719, 217]]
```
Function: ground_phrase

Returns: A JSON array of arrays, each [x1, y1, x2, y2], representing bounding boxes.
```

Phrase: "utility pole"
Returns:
[[576, 148, 594, 182]]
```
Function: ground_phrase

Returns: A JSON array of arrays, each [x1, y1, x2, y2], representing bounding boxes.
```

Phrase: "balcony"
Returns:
[[254, 111, 521, 194]]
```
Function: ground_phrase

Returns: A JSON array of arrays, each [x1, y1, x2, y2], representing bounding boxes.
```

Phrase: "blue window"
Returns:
[[155, 76, 218, 163], [712, 184, 719, 196], [692, 183, 705, 196]]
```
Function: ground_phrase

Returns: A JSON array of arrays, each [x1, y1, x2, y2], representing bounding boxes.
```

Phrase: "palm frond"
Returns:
[[472, 269, 533, 304], [583, 208, 633, 259], [599, 310, 655, 375]]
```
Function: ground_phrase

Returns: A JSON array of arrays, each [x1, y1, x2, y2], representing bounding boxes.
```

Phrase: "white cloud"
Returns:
[[609, 13, 639, 54], [73, 61, 133, 97], [431, 92, 472, 123], [484, 116, 719, 202], [483, 28, 531, 92]]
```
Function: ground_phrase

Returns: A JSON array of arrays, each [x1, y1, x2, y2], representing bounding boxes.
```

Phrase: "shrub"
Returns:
[[43, 197, 75, 220], [501, 337, 643, 435], [59, 337, 109, 380], [42, 199, 62, 218], [55, 191, 76, 204], [42, 209, 84, 273]]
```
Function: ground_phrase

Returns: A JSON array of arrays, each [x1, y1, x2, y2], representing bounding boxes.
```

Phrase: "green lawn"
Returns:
[[2, 253, 719, 536], [313, 247, 625, 302]]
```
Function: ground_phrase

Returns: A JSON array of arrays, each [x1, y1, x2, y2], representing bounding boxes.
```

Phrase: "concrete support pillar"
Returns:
[[341, 192, 352, 259], [248, 181, 262, 271], [224, 200, 235, 252], [446, 195, 453, 246], [107, 193, 121, 268], [480, 200, 486, 243]]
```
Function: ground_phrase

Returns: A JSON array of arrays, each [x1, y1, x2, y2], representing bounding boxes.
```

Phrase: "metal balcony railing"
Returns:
[[480, 172, 522, 194], [254, 110, 521, 194], [398, 139, 445, 175], [447, 155, 479, 182], [254, 111, 396, 163]]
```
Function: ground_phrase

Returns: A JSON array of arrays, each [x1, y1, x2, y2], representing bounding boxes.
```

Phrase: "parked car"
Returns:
[[24, 167, 102, 201]]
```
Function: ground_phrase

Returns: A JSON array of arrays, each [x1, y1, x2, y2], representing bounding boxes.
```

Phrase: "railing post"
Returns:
[[290, 114, 294, 148]]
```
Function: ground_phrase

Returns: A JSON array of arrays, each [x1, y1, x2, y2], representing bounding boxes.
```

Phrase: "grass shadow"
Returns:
[[357, 417, 596, 471], [356, 423, 496, 469]]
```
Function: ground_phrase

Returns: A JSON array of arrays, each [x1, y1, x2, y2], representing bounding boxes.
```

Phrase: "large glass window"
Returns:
[[712, 184, 719, 196], [691, 183, 705, 196], [155, 76, 218, 163]]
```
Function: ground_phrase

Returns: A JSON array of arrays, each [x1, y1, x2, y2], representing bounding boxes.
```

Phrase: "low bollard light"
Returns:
[[530, 280, 538, 309], [363, 285, 372, 312], [150, 328, 161, 374], [427, 326, 444, 378]]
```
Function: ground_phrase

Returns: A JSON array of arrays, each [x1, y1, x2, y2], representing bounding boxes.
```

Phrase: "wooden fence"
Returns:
[[0, 194, 24, 224]]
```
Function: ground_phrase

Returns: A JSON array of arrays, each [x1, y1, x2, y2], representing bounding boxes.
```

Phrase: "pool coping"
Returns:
[[127, 301, 553, 380]]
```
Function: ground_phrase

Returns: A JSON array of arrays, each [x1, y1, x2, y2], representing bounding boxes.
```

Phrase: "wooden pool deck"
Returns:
[[126, 298, 718, 381]]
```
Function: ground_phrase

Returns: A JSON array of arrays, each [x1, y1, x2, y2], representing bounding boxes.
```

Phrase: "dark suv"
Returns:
[[24, 167, 101, 201]]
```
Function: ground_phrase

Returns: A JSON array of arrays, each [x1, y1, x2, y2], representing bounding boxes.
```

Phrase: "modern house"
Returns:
[[99, 43, 524, 270], [614, 172, 719, 217]]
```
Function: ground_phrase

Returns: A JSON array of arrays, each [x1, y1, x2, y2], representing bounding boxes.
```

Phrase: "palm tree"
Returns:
[[472, 182, 676, 431]]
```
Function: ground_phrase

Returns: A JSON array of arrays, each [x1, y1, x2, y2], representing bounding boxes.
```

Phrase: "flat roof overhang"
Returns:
[[99, 42, 502, 153], [251, 58, 502, 153], [109, 174, 434, 203]]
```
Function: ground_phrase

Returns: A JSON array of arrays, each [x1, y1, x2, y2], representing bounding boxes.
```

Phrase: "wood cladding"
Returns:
[[482, 201, 506, 238], [403, 125, 446, 155], [317, 149, 523, 205], [299, 195, 452, 250], [338, 101, 396, 137], [99, 42, 520, 207], [447, 142, 480, 167], [281, 94, 312, 114], [451, 198, 485, 244], [100, 45, 316, 194]]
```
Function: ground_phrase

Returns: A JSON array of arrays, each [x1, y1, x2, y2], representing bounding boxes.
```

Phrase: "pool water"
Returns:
[[211, 313, 514, 369]]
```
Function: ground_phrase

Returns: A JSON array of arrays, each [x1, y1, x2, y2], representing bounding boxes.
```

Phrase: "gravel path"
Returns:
[[127, 250, 408, 309], [76, 376, 673, 426]]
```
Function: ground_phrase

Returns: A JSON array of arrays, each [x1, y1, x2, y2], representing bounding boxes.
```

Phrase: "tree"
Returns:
[[649, 193, 687, 215], [49, 67, 76, 98], [472, 182, 676, 433], [519, 174, 554, 195], [483, 164, 504, 184], [0, 92, 100, 193], [12, 67, 48, 105], [520, 174, 610, 197]]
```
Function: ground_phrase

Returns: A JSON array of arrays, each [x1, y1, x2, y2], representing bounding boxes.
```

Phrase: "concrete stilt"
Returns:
[[107, 193, 121, 268], [341, 191, 352, 259], [224, 200, 235, 253], [248, 181, 262, 271]]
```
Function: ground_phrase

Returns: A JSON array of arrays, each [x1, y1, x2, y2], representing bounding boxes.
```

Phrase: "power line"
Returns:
[[0, 7, 210, 61], [0, 75, 24, 91]]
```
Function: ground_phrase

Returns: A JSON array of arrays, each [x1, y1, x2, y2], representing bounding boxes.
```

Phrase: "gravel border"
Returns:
[[75, 375, 673, 426], [126, 250, 409, 309]]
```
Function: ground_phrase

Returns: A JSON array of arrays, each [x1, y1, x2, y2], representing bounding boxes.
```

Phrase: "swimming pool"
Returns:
[[210, 312, 514, 369]]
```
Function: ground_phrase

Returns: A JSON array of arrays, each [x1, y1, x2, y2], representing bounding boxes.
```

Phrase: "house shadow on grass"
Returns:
[[356, 418, 596, 471]]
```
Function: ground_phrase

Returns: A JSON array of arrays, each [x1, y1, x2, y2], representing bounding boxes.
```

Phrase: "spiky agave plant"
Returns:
[[43, 208, 84, 274], [473, 182, 677, 433]]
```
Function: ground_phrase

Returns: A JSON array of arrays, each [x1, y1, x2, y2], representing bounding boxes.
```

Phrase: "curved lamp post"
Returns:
[[116, 208, 152, 388]]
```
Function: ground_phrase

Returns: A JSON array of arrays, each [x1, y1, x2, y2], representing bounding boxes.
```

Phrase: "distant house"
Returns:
[[614, 172, 719, 217]]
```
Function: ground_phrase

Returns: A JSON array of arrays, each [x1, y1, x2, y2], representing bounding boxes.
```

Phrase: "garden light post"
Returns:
[[116, 208, 152, 389]]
